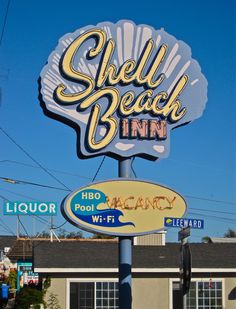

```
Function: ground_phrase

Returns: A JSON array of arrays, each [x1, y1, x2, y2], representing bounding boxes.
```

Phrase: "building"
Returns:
[[7, 237, 41, 289], [29, 239, 236, 309], [0, 236, 17, 279]]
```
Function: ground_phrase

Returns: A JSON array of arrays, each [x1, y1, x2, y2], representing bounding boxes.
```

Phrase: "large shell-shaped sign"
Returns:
[[40, 20, 207, 160], [61, 180, 187, 236]]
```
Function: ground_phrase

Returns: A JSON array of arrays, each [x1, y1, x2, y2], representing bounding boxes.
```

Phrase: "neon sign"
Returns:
[[40, 20, 207, 160], [61, 179, 187, 236]]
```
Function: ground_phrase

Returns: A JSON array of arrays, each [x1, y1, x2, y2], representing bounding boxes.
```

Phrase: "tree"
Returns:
[[36, 230, 50, 238], [224, 228, 236, 238], [91, 233, 115, 239], [36, 229, 83, 239], [57, 229, 83, 239], [202, 228, 236, 242], [46, 293, 61, 309], [14, 286, 44, 309], [202, 236, 211, 243], [6, 269, 17, 289]]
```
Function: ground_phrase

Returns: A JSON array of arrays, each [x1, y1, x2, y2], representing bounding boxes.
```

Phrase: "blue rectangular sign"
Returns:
[[4, 202, 57, 216], [164, 217, 204, 229]]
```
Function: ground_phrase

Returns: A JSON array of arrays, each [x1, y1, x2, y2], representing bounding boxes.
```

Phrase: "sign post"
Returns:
[[179, 227, 192, 309], [39, 19, 207, 309], [118, 158, 132, 309]]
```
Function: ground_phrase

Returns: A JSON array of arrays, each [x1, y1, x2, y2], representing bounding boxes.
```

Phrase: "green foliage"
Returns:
[[43, 276, 51, 293], [202, 228, 236, 242], [224, 228, 236, 238], [36, 230, 50, 238], [46, 293, 61, 309], [36, 229, 83, 239], [6, 269, 17, 289], [14, 276, 51, 309], [91, 233, 115, 239], [202, 236, 211, 243], [14, 286, 44, 309], [57, 229, 83, 239]]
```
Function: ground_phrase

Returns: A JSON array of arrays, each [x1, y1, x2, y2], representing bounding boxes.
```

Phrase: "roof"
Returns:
[[0, 236, 17, 251], [210, 237, 236, 243], [33, 241, 236, 273], [7, 238, 32, 260], [6, 238, 116, 260]]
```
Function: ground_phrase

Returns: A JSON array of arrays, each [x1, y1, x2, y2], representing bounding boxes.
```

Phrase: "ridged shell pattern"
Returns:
[[40, 20, 207, 159]]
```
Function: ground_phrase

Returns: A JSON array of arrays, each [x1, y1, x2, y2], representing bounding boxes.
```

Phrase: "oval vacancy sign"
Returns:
[[62, 180, 187, 236]]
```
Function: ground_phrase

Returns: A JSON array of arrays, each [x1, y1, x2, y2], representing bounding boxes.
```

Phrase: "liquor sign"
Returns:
[[164, 217, 204, 229], [4, 202, 57, 215], [61, 179, 187, 236], [39, 20, 207, 160]]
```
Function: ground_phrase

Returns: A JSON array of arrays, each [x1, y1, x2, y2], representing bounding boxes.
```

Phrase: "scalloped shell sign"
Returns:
[[61, 180, 187, 236], [40, 20, 207, 160]]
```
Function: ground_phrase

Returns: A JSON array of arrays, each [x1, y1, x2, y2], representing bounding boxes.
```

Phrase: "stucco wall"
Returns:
[[44, 275, 169, 309], [133, 277, 169, 309], [44, 277, 66, 309], [43, 274, 236, 309], [225, 278, 236, 309]]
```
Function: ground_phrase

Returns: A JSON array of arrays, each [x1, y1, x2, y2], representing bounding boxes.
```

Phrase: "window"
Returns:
[[198, 281, 222, 309], [70, 281, 119, 309], [172, 280, 223, 309]]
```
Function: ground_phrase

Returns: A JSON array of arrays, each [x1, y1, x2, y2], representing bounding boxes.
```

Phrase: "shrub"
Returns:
[[14, 285, 44, 309], [6, 269, 17, 289]]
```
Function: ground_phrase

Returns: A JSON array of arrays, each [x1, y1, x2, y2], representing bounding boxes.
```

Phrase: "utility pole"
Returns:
[[16, 215, 20, 238], [50, 216, 60, 242]]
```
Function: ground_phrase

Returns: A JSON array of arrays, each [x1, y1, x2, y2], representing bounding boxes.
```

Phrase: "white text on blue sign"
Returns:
[[164, 217, 204, 229], [4, 202, 57, 216]]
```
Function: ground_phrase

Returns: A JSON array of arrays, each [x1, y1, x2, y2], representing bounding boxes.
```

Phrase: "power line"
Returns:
[[0, 223, 14, 235], [51, 221, 68, 230], [1, 173, 236, 212], [1, 174, 236, 208], [0, 186, 68, 229], [0, 126, 72, 191], [92, 156, 106, 182], [18, 217, 30, 238], [0, 217, 15, 235], [30, 215, 50, 225], [0, 193, 8, 201], [3, 163, 234, 207], [0, 159, 92, 180], [167, 158, 236, 175], [0, 188, 56, 225], [0, 0, 10, 46], [0, 158, 235, 206], [0, 226, 9, 233], [190, 207, 236, 216], [0, 176, 70, 192], [0, 197, 16, 235], [189, 212, 236, 224], [185, 194, 236, 206], [0, 189, 54, 225], [0, 187, 43, 201]]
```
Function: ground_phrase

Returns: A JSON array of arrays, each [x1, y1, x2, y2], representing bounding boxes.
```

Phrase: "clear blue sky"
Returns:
[[0, 0, 235, 242]]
